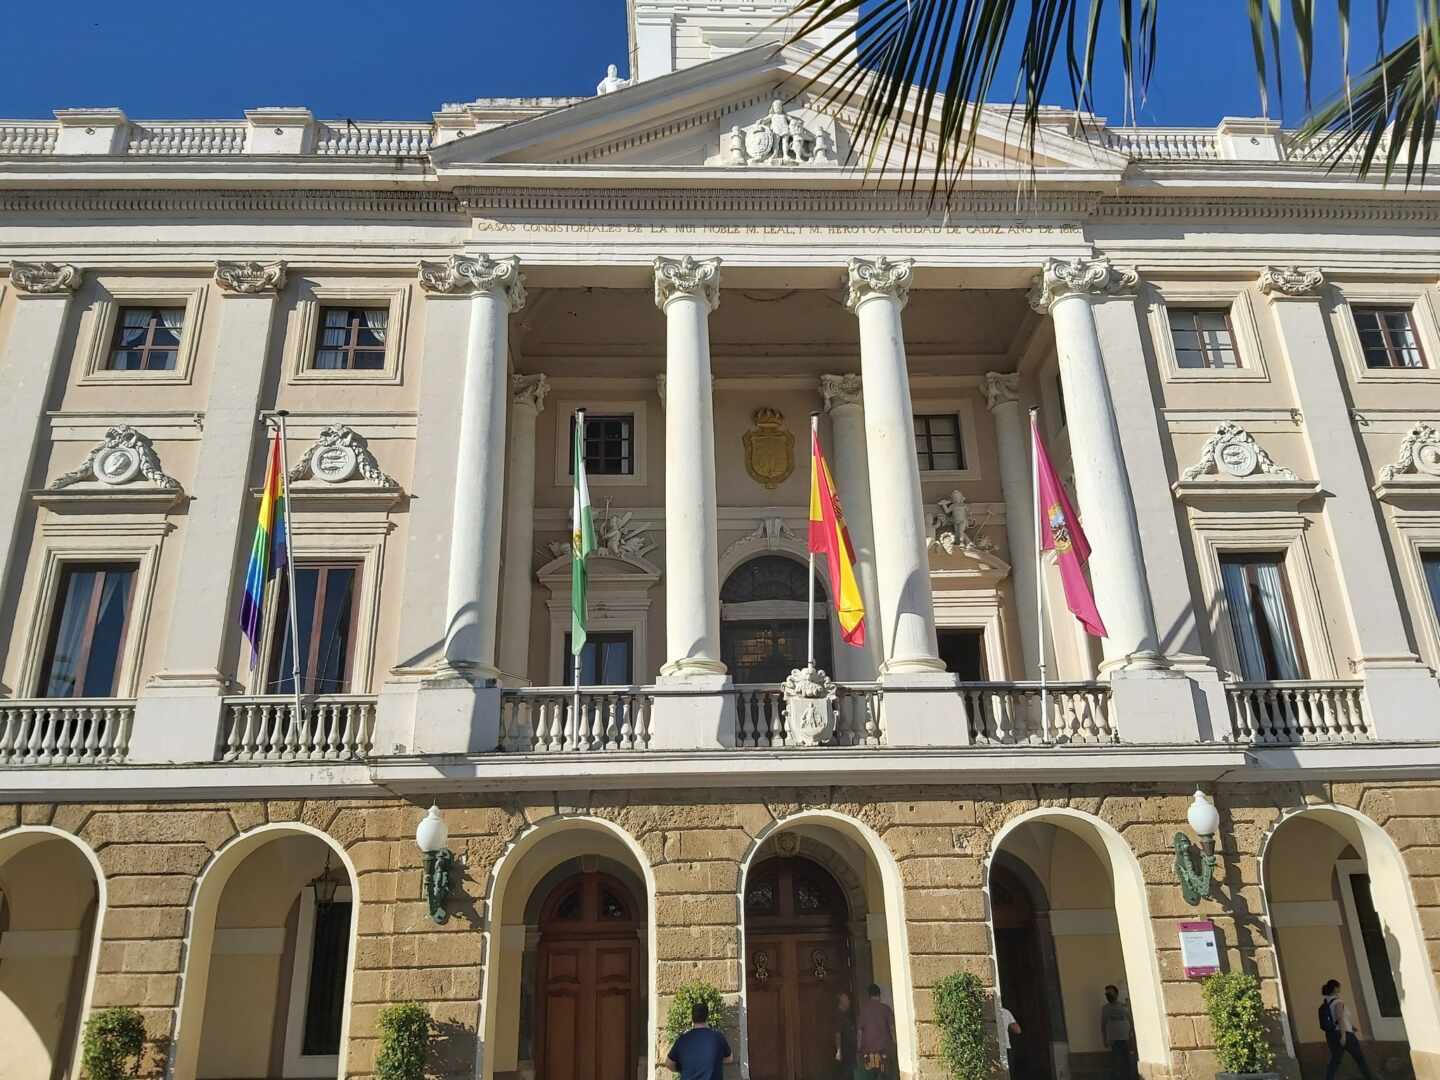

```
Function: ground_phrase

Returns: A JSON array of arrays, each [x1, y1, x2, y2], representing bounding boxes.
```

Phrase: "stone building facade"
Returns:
[[3, 3, 1440, 1080]]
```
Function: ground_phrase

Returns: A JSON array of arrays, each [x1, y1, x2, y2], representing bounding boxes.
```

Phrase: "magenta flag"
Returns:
[[1033, 415, 1108, 638]]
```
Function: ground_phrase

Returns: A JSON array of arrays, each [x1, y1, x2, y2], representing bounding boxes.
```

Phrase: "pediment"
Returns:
[[430, 46, 1127, 175]]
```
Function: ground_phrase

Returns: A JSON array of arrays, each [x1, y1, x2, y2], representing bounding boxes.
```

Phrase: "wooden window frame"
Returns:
[[913, 412, 965, 472], [1147, 283, 1269, 383], [1332, 286, 1440, 385], [551, 398, 650, 489], [288, 284, 409, 385], [569, 413, 635, 477], [36, 562, 138, 699], [1352, 305, 1428, 370], [1167, 307, 1241, 370], [265, 562, 362, 696], [310, 307, 389, 372], [1217, 551, 1309, 680], [105, 306, 186, 372], [562, 630, 635, 686], [78, 280, 208, 386]]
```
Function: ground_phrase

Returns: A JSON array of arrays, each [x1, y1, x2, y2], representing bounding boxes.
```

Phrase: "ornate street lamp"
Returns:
[[308, 851, 342, 909], [1174, 789, 1221, 906], [415, 804, 454, 925]]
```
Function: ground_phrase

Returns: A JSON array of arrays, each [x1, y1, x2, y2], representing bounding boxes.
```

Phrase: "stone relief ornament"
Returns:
[[927, 490, 995, 555], [288, 424, 396, 488], [417, 254, 527, 311], [819, 373, 863, 412], [723, 100, 832, 167], [1381, 422, 1440, 481], [1181, 422, 1297, 481], [845, 256, 914, 312], [1028, 256, 1140, 313], [744, 517, 801, 545], [9, 261, 80, 295], [653, 254, 722, 311], [51, 425, 179, 490], [782, 664, 838, 747], [752, 950, 771, 982], [546, 500, 654, 561], [511, 373, 550, 412], [810, 949, 830, 979], [214, 260, 287, 294], [743, 408, 796, 490], [1257, 265, 1326, 297]]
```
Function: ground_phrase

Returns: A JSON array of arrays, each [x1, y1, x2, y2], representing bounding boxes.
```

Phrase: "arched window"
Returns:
[[721, 555, 832, 683]]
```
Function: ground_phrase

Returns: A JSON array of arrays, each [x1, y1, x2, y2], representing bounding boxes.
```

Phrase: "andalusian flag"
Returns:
[[571, 411, 596, 658], [808, 429, 867, 647], [240, 428, 288, 667]]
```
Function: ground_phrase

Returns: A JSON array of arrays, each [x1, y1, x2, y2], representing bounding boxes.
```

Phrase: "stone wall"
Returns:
[[3, 778, 1440, 1080]]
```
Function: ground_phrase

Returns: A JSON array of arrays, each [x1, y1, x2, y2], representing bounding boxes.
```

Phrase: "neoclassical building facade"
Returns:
[[3, 4, 1440, 1080]]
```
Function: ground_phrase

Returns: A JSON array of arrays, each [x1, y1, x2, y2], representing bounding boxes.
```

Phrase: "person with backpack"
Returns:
[[1321, 979, 1378, 1080]]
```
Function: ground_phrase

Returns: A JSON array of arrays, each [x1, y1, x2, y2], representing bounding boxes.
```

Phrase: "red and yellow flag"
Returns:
[[808, 429, 866, 647]]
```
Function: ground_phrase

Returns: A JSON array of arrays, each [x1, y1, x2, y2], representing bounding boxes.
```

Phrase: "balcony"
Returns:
[[1225, 681, 1371, 745], [0, 700, 133, 765], [219, 696, 377, 762]]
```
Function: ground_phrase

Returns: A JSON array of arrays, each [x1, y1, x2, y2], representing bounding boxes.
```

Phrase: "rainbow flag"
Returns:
[[240, 428, 289, 667], [808, 428, 866, 647]]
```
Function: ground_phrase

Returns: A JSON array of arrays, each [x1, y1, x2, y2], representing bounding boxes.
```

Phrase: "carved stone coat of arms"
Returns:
[[742, 408, 795, 490]]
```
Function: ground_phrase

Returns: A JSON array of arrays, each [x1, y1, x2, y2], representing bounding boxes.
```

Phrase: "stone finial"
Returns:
[[288, 424, 396, 487], [9, 262, 81, 295], [418, 254, 527, 311], [1027, 256, 1139, 314], [1257, 265, 1326, 298], [214, 260, 287, 295], [981, 372, 1021, 412], [1381, 422, 1440, 482], [1181, 422, 1297, 481], [653, 255, 721, 312], [819, 373, 863, 412], [845, 256, 914, 313], [511, 373, 550, 412], [51, 426, 178, 490]]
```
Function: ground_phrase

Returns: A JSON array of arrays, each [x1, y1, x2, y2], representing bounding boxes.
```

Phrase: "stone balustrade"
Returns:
[[499, 688, 654, 752], [1226, 681, 1371, 744], [0, 700, 133, 765], [964, 682, 1116, 745], [219, 696, 377, 762]]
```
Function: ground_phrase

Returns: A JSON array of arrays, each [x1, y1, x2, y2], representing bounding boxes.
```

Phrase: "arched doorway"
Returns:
[[991, 856, 1066, 1080], [722, 555, 832, 683], [745, 855, 851, 1080], [534, 871, 643, 1080]]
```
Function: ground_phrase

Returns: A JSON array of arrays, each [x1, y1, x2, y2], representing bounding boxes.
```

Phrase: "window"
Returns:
[[1219, 554, 1306, 681], [569, 414, 634, 476], [106, 307, 183, 371], [1168, 308, 1240, 369], [38, 564, 136, 698], [301, 897, 352, 1055], [1354, 306, 1426, 369], [267, 564, 359, 694], [313, 307, 387, 371], [1423, 553, 1440, 629], [720, 555, 833, 683], [1347, 873, 1402, 1019], [562, 631, 634, 685], [914, 413, 964, 471], [937, 628, 987, 681]]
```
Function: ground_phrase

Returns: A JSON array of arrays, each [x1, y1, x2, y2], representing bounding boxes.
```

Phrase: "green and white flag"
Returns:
[[571, 410, 596, 660]]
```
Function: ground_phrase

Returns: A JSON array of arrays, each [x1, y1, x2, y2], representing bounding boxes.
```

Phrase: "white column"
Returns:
[[1260, 265, 1440, 740], [131, 261, 284, 763], [0, 264, 79, 629], [654, 255, 726, 677], [846, 257, 943, 674], [982, 372, 1042, 678], [820, 374, 883, 679], [497, 373, 549, 683]]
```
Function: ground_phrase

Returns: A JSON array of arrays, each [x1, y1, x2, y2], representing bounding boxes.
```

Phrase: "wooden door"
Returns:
[[992, 865, 1055, 1080], [745, 858, 851, 1080], [536, 873, 641, 1080]]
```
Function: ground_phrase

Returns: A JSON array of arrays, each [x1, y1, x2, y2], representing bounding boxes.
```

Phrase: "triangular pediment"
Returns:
[[429, 45, 1128, 176]]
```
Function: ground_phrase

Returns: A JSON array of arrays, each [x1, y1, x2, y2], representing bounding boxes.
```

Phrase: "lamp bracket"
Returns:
[[423, 848, 454, 924], [1173, 832, 1217, 907]]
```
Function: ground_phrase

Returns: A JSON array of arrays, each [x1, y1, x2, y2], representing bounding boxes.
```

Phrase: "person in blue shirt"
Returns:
[[666, 1001, 733, 1080]]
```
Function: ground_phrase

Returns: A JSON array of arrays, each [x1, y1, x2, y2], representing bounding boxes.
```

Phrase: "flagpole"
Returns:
[[274, 411, 305, 736], [573, 409, 585, 731], [808, 414, 823, 671], [1030, 407, 1049, 741]]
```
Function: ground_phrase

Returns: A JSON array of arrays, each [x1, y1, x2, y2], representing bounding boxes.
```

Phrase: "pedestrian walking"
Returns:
[[834, 990, 858, 1079], [998, 1005, 1023, 1079], [1101, 985, 1136, 1080], [1321, 979, 1378, 1080], [856, 983, 896, 1080], [666, 1001, 733, 1080]]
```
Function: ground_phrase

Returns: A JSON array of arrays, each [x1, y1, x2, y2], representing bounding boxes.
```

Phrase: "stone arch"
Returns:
[[0, 825, 107, 1080], [1258, 803, 1440, 1074], [477, 814, 657, 1080], [738, 809, 919, 1079], [170, 822, 360, 1080], [987, 807, 1172, 1073]]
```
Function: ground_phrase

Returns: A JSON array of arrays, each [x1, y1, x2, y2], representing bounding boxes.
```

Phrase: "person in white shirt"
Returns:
[[1322, 979, 1377, 1080], [998, 1006, 1023, 1078]]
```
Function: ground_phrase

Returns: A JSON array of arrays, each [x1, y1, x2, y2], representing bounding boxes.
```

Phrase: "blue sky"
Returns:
[[0, 1, 1415, 126]]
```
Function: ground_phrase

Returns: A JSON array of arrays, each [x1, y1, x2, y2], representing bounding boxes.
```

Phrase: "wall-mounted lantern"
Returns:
[[415, 804, 454, 925], [308, 850, 343, 910], [1174, 789, 1221, 906]]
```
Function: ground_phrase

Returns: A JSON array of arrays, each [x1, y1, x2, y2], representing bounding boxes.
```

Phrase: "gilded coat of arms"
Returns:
[[742, 408, 795, 490]]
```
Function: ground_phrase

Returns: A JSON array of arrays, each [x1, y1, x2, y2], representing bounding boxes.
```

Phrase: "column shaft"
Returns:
[[983, 374, 1043, 678], [821, 375, 883, 679], [497, 375, 548, 682]]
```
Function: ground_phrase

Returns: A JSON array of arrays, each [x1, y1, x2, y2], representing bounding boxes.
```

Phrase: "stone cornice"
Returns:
[[1028, 256, 1139, 313]]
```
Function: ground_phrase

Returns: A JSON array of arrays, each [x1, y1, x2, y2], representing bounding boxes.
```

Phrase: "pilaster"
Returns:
[[497, 374, 549, 684]]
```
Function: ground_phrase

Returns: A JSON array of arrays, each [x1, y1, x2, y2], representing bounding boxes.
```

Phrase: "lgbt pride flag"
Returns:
[[808, 427, 866, 647], [240, 427, 289, 667]]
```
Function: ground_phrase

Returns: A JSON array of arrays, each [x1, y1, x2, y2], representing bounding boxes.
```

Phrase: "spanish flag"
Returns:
[[239, 428, 288, 668], [808, 428, 866, 647]]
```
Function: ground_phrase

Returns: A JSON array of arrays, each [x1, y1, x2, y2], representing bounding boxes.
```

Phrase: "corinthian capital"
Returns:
[[819, 373, 863, 412], [9, 261, 81, 295], [981, 372, 1021, 412], [418, 254, 527, 310], [214, 260, 287, 295], [511, 373, 550, 412], [845, 256, 914, 312], [1028, 256, 1139, 313], [1257, 265, 1326, 298], [653, 255, 721, 312]]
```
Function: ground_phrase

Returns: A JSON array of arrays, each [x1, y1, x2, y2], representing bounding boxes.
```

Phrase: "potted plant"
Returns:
[[933, 971, 991, 1080], [81, 1007, 146, 1080], [664, 981, 729, 1043], [375, 1002, 433, 1080], [1202, 972, 1278, 1080]]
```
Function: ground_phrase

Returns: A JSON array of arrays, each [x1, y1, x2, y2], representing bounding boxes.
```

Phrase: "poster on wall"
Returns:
[[1180, 920, 1219, 977]]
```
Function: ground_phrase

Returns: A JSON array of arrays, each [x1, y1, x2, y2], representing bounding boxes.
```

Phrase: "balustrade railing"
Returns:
[[1102, 128, 1220, 161], [1226, 682, 1370, 744], [127, 123, 248, 155], [0, 124, 58, 155], [735, 683, 882, 747], [0, 700, 133, 765], [314, 123, 433, 156], [500, 688, 653, 752], [964, 683, 1116, 745], [220, 696, 376, 762]]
